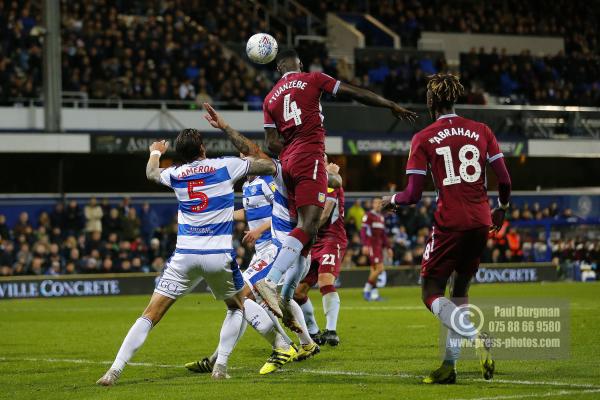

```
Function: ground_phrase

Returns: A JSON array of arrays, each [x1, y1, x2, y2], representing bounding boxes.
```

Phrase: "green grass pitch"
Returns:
[[1, 282, 599, 400]]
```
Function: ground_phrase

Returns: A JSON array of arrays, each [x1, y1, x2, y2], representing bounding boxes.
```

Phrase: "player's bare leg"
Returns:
[[97, 292, 175, 386], [364, 262, 384, 301], [318, 272, 340, 346], [256, 204, 322, 317]]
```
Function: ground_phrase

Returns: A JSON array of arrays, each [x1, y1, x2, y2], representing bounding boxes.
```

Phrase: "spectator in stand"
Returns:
[[121, 208, 141, 242], [84, 197, 103, 234], [50, 202, 66, 231], [104, 208, 122, 238], [64, 200, 83, 235], [140, 203, 160, 244], [13, 212, 32, 237], [0, 214, 9, 240], [346, 200, 366, 231]]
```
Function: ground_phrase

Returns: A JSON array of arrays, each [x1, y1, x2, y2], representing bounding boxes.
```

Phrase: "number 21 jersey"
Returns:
[[263, 71, 340, 160], [406, 114, 503, 231]]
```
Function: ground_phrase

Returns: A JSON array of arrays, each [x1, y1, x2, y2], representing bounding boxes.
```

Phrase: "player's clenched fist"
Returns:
[[381, 195, 396, 211], [490, 207, 506, 232], [326, 162, 340, 174], [149, 140, 169, 154]]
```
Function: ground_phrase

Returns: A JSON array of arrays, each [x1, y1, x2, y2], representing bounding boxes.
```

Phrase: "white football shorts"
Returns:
[[154, 250, 244, 300]]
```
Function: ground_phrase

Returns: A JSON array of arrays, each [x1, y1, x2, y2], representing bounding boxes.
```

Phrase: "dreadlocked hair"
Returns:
[[427, 73, 464, 109]]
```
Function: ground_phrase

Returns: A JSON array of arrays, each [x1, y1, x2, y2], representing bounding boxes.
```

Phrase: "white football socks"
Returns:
[[286, 299, 313, 345], [444, 328, 462, 366], [244, 298, 276, 346], [215, 309, 244, 366], [300, 297, 320, 335], [322, 292, 340, 331], [431, 297, 478, 340], [110, 316, 153, 372]]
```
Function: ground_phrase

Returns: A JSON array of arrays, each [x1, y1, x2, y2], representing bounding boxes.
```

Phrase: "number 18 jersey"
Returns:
[[263, 71, 340, 160], [406, 114, 503, 231]]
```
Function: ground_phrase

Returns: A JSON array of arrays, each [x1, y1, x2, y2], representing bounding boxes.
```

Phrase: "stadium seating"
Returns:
[[2, 0, 599, 107]]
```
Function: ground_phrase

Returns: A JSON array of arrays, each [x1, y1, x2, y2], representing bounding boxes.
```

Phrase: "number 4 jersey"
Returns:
[[407, 113, 503, 231], [263, 71, 340, 160]]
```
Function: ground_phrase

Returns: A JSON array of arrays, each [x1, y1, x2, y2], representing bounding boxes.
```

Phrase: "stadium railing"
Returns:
[[5, 98, 600, 138]]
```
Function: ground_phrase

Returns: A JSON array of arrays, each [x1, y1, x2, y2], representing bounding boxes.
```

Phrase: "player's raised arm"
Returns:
[[203, 103, 265, 158], [336, 82, 418, 122], [146, 140, 169, 184], [326, 162, 342, 189]]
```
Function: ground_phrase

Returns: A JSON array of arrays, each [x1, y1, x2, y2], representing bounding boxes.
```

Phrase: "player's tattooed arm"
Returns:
[[265, 127, 284, 156], [326, 162, 342, 188], [203, 103, 263, 157], [336, 82, 417, 122], [146, 140, 169, 184], [247, 156, 277, 176]]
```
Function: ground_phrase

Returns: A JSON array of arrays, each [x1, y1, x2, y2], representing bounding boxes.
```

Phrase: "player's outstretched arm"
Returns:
[[247, 156, 276, 176], [336, 82, 417, 122], [203, 103, 265, 158], [381, 174, 425, 211], [146, 140, 169, 184]]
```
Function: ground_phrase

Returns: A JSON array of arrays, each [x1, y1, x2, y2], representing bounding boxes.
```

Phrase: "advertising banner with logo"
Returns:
[[0, 263, 557, 300]]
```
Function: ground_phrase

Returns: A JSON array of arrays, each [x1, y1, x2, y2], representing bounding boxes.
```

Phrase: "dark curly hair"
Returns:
[[175, 128, 204, 162]]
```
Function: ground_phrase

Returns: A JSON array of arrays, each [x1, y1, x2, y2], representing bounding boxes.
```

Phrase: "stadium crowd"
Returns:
[[460, 49, 600, 106], [3, 0, 600, 107], [0, 198, 597, 280], [1, 0, 272, 107], [302, 0, 600, 55]]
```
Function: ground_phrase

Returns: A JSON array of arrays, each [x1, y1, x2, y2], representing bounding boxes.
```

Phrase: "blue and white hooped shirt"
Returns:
[[271, 160, 296, 248], [159, 157, 250, 254], [242, 175, 275, 253]]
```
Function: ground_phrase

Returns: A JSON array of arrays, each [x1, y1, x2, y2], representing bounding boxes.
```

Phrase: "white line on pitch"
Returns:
[[450, 388, 600, 400], [2, 357, 597, 390]]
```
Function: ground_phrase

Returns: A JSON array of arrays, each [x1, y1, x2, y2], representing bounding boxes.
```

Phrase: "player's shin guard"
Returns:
[[216, 309, 244, 367], [266, 228, 310, 284], [243, 298, 277, 347], [431, 297, 478, 340], [281, 256, 307, 300], [321, 286, 340, 332], [110, 316, 153, 372], [298, 296, 319, 335], [444, 329, 463, 367]]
